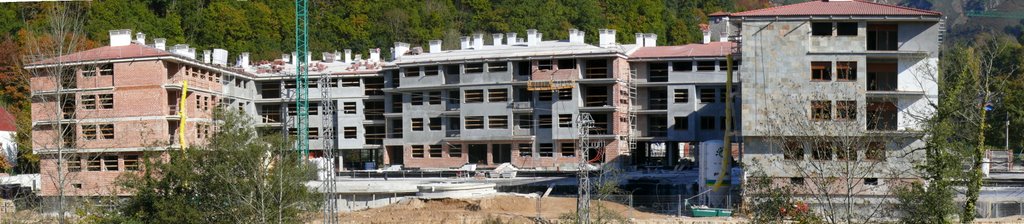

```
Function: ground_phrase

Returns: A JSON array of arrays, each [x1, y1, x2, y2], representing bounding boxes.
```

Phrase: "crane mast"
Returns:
[[294, 0, 310, 159]]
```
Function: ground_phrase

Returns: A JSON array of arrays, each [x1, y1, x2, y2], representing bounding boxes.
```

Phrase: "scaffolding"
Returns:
[[625, 68, 638, 155], [527, 80, 575, 91]]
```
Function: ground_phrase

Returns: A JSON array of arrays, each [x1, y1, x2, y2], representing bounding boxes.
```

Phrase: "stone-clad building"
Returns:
[[731, 0, 942, 197]]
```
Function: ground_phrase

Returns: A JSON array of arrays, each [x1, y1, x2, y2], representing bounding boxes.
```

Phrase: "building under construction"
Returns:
[[24, 1, 943, 204]]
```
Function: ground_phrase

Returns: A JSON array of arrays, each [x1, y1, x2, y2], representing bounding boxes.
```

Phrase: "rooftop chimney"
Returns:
[[460, 36, 471, 50], [598, 29, 616, 47], [239, 52, 250, 68], [154, 38, 166, 50], [109, 29, 132, 47], [282, 54, 290, 63], [344, 49, 352, 63], [393, 42, 410, 60], [186, 48, 196, 59], [526, 29, 539, 46], [203, 50, 212, 63], [643, 33, 657, 47], [333, 50, 341, 61], [306, 52, 312, 63], [635, 33, 644, 46], [472, 33, 484, 49], [429, 40, 442, 53], [492, 33, 504, 46], [506, 33, 517, 45], [322, 52, 334, 63], [134, 32, 146, 45], [369, 48, 381, 62], [291, 52, 297, 64], [719, 32, 728, 42], [568, 29, 584, 44], [700, 24, 711, 44], [212, 49, 228, 66]]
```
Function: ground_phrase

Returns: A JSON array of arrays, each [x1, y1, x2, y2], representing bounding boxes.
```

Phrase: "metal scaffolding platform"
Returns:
[[526, 80, 575, 91]]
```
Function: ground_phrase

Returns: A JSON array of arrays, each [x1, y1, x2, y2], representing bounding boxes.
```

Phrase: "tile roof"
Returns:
[[29, 43, 172, 66], [0, 107, 15, 132], [730, 0, 941, 17], [629, 42, 735, 59]]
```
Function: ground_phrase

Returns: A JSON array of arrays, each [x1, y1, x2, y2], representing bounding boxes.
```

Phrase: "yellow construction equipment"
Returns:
[[527, 80, 575, 91]]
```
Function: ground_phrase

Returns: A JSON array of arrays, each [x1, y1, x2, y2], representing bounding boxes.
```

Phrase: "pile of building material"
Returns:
[[488, 163, 518, 178]]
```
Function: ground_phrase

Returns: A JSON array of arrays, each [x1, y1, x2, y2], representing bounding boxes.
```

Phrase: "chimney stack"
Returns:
[[429, 40, 442, 53], [322, 52, 333, 63], [635, 33, 644, 46], [369, 48, 381, 62], [239, 52, 250, 68], [472, 33, 484, 49], [333, 50, 341, 61], [154, 38, 166, 50], [212, 49, 228, 66], [526, 29, 539, 46], [643, 33, 657, 47], [393, 42, 410, 60], [492, 33, 504, 46], [700, 24, 711, 44], [344, 49, 352, 63], [568, 29, 583, 44], [598, 29, 616, 47], [134, 32, 146, 45], [506, 33, 517, 45], [460, 36, 471, 50], [306, 52, 312, 63], [291, 52, 297, 64], [282, 54, 290, 63], [719, 32, 728, 42], [109, 29, 132, 47], [203, 50, 212, 63]]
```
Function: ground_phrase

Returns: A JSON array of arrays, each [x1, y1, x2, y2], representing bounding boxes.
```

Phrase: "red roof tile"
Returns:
[[731, 0, 940, 17], [629, 42, 736, 58], [0, 107, 15, 132], [29, 43, 172, 66]]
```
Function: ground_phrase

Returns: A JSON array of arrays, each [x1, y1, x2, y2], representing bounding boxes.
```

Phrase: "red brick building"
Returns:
[[26, 29, 252, 196]]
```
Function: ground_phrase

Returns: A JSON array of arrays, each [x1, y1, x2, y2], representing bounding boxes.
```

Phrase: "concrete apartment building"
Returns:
[[380, 27, 740, 170], [26, 30, 255, 196], [731, 0, 941, 196], [382, 30, 637, 169], [246, 49, 386, 170], [627, 33, 739, 167]]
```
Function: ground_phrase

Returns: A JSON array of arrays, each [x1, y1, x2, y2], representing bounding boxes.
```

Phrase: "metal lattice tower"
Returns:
[[294, 0, 310, 159], [576, 112, 594, 224], [319, 75, 338, 223]]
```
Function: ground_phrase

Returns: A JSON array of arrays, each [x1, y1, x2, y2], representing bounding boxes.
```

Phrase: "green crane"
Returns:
[[294, 0, 309, 159]]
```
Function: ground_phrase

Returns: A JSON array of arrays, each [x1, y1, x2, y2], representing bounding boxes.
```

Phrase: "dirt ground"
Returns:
[[328, 194, 741, 224]]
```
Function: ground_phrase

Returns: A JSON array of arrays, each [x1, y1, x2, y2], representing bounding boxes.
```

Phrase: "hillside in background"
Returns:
[[0, 0, 773, 61]]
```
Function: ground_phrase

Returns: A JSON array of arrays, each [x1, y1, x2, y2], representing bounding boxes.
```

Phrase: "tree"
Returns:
[[95, 109, 319, 224]]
